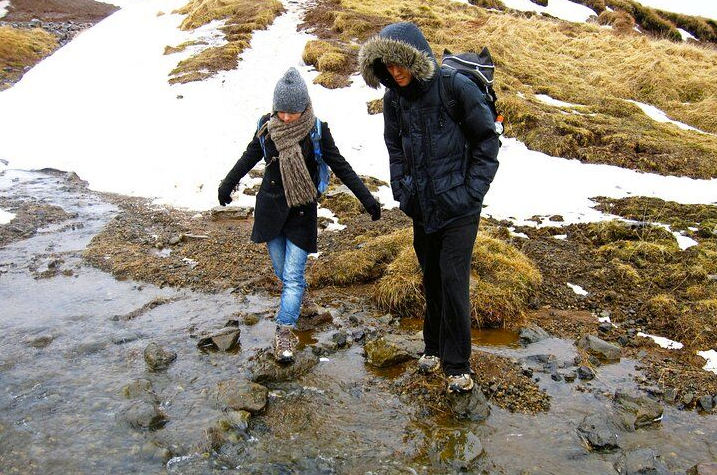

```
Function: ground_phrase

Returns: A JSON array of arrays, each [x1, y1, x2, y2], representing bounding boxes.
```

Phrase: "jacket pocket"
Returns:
[[432, 171, 476, 218], [398, 176, 417, 218]]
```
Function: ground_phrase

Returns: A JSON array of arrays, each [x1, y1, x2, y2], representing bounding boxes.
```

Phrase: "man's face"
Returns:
[[386, 62, 412, 87]]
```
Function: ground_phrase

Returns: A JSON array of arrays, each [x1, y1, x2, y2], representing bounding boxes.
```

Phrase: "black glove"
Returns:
[[218, 184, 233, 206], [367, 202, 381, 221]]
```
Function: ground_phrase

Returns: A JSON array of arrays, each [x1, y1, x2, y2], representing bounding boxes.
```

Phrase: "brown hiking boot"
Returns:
[[273, 325, 298, 364]]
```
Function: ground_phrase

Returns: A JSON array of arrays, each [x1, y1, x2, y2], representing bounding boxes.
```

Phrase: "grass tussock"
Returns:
[[373, 231, 542, 328], [305, 0, 717, 178], [307, 228, 411, 286], [0, 26, 58, 87], [164, 40, 207, 55], [302, 39, 356, 88], [168, 0, 283, 84]]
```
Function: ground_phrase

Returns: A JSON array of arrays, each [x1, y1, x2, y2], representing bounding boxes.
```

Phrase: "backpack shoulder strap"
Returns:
[[438, 67, 460, 125], [256, 114, 270, 159], [310, 117, 323, 162]]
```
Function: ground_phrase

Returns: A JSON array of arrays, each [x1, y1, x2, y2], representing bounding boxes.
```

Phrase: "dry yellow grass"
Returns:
[[306, 0, 717, 178], [0, 26, 58, 87], [307, 228, 411, 286], [168, 0, 283, 84], [373, 231, 542, 328]]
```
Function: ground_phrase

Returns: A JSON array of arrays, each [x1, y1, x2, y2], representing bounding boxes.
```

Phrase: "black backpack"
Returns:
[[438, 47, 502, 134]]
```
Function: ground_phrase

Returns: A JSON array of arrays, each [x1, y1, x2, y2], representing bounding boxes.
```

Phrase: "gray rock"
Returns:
[[682, 392, 695, 406], [111, 331, 141, 345], [378, 314, 393, 325], [331, 330, 349, 348], [577, 412, 620, 452], [519, 324, 551, 345], [577, 366, 595, 380], [446, 385, 491, 422], [197, 327, 241, 352], [144, 342, 176, 370], [563, 370, 577, 383], [249, 348, 319, 384], [364, 334, 422, 368], [429, 429, 484, 471], [210, 379, 268, 413], [311, 335, 339, 356], [210, 206, 253, 220], [118, 400, 167, 430], [614, 448, 671, 475], [121, 378, 157, 403], [697, 395, 713, 412], [613, 390, 663, 430], [688, 462, 717, 475], [576, 335, 621, 362], [598, 322, 613, 333], [663, 388, 678, 404]]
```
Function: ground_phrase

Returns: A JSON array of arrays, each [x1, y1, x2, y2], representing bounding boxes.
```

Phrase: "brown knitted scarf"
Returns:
[[266, 104, 318, 208]]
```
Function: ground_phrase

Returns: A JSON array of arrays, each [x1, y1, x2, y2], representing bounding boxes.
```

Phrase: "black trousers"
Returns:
[[413, 214, 479, 376]]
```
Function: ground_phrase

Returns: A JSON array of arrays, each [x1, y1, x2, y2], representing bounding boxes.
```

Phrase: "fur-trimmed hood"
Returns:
[[359, 22, 436, 90]]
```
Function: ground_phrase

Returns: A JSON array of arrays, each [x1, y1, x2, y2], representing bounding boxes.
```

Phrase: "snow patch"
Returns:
[[534, 94, 582, 108], [673, 232, 698, 250], [677, 28, 698, 42], [553, 234, 567, 240], [0, 0, 10, 19], [500, 0, 596, 22], [567, 282, 588, 296], [698, 350, 717, 374], [508, 227, 529, 239], [637, 332, 684, 350], [0, 208, 16, 225], [627, 100, 706, 133]]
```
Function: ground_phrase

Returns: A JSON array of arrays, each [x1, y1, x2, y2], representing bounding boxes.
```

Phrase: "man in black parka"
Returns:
[[359, 23, 499, 392]]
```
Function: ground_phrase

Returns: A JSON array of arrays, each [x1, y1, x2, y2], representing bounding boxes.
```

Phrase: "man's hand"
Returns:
[[218, 185, 233, 206], [367, 202, 381, 221]]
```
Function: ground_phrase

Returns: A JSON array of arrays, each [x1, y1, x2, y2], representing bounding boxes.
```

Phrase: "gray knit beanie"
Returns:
[[272, 67, 310, 113]]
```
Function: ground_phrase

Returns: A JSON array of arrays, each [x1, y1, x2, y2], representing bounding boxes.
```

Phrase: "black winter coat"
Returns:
[[220, 115, 378, 253], [360, 22, 500, 234]]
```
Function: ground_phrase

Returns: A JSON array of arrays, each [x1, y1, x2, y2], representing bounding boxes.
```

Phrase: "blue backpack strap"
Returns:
[[256, 115, 269, 160], [310, 118, 330, 194]]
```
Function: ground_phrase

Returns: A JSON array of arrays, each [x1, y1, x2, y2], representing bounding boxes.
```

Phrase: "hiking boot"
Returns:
[[417, 354, 440, 373], [273, 325, 298, 364], [447, 374, 474, 393]]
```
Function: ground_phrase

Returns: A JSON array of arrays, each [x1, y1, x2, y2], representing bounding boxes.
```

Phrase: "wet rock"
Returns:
[[576, 335, 621, 362], [210, 206, 253, 220], [26, 334, 54, 348], [144, 342, 176, 370], [663, 388, 678, 404], [295, 309, 332, 331], [577, 412, 621, 452], [519, 324, 551, 345], [613, 390, 663, 430], [242, 313, 260, 326], [206, 412, 250, 450], [615, 448, 671, 475], [118, 400, 167, 430], [331, 330, 350, 348], [688, 463, 717, 475], [446, 385, 491, 422], [311, 335, 339, 356], [429, 429, 484, 471], [577, 366, 595, 380], [111, 331, 141, 345], [121, 378, 157, 402], [249, 349, 319, 384], [197, 327, 241, 352], [697, 395, 713, 412], [210, 379, 268, 413], [563, 371, 577, 383], [225, 409, 251, 431], [364, 334, 421, 368], [682, 392, 695, 407], [598, 322, 613, 333], [551, 372, 563, 382]]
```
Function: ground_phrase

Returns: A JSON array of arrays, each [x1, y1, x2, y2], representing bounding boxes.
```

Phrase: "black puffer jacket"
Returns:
[[359, 22, 500, 233], [220, 115, 378, 253]]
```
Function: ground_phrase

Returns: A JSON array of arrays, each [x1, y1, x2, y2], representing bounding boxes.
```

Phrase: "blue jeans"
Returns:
[[266, 235, 309, 327]]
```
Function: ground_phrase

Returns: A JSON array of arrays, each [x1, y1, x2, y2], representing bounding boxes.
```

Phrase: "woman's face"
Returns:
[[277, 111, 302, 123]]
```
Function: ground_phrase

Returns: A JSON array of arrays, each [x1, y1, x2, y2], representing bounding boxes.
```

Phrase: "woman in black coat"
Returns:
[[218, 67, 380, 364]]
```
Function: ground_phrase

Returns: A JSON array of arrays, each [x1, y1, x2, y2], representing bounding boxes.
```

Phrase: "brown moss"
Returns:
[[0, 26, 58, 88], [313, 71, 351, 89], [367, 98, 383, 115], [164, 40, 207, 55], [167, 0, 283, 84]]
